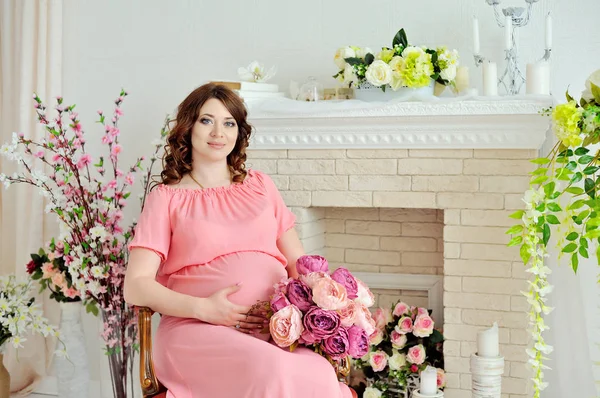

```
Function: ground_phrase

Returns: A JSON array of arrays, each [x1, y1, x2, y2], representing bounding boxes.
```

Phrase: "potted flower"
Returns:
[[351, 300, 445, 398], [333, 28, 459, 101]]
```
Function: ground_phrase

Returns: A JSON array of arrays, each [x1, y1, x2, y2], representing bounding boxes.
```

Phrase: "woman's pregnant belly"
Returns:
[[166, 251, 288, 308]]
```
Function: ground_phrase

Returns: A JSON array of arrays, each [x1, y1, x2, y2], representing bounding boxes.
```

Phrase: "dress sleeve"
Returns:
[[128, 186, 172, 262], [255, 171, 296, 239]]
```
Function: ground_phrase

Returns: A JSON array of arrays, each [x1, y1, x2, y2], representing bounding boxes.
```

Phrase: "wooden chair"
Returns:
[[137, 307, 357, 398]]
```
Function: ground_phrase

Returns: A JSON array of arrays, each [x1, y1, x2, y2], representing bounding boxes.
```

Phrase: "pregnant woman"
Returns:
[[124, 83, 354, 398]]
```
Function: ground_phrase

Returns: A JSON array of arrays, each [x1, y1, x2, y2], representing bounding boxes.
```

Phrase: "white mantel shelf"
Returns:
[[246, 95, 554, 150]]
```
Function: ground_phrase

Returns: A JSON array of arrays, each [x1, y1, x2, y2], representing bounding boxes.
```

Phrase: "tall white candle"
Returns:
[[473, 16, 481, 54], [526, 62, 550, 95], [482, 61, 498, 96], [477, 322, 500, 357], [545, 12, 553, 49], [420, 366, 438, 396], [455, 66, 470, 94], [504, 15, 513, 50]]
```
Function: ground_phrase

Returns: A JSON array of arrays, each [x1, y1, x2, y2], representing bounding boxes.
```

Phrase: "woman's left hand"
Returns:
[[234, 309, 269, 334]]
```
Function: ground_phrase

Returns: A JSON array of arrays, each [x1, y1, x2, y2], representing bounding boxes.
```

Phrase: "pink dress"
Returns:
[[129, 169, 351, 398]]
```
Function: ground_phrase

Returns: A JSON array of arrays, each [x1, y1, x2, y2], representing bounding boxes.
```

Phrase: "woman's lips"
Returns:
[[208, 142, 225, 149]]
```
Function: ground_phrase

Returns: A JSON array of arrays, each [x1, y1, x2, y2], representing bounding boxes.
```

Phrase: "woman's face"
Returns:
[[191, 98, 239, 163]]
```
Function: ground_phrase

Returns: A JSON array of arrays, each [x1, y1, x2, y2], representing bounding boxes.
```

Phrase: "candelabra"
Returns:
[[473, 0, 552, 95]]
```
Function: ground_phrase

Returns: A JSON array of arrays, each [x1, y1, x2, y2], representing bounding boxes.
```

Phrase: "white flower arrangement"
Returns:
[[0, 275, 65, 356], [333, 29, 459, 92]]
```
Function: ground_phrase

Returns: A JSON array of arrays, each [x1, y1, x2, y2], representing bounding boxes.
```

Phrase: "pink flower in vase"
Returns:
[[393, 301, 410, 317], [62, 286, 79, 299], [41, 262, 57, 279], [436, 368, 446, 388], [413, 314, 434, 337], [76, 154, 92, 169], [368, 351, 388, 372], [410, 364, 419, 373], [373, 307, 393, 330], [33, 150, 44, 158], [115, 107, 123, 116], [395, 316, 413, 334], [407, 344, 426, 365], [390, 330, 408, 349], [124, 173, 134, 185]]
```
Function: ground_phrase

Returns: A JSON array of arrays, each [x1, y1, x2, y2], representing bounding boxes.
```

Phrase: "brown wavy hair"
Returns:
[[159, 83, 252, 186]]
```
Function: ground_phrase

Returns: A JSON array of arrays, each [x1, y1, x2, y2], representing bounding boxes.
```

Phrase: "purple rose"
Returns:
[[322, 327, 350, 360], [296, 255, 329, 276], [270, 291, 291, 312], [287, 279, 313, 312], [330, 267, 358, 299], [347, 325, 369, 359], [303, 306, 340, 340]]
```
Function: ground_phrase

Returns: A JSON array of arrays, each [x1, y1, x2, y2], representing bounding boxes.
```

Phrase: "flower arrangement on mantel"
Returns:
[[333, 28, 459, 92], [0, 92, 167, 398], [507, 69, 600, 397]]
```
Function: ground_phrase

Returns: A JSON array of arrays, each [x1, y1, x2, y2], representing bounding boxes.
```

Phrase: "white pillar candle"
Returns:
[[473, 16, 480, 54], [477, 322, 499, 358], [545, 12, 552, 49], [455, 66, 470, 94], [420, 366, 438, 396], [526, 62, 550, 95], [504, 15, 512, 50], [482, 62, 498, 96]]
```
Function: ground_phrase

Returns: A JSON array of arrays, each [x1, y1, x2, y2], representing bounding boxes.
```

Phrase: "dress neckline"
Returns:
[[157, 169, 257, 196]]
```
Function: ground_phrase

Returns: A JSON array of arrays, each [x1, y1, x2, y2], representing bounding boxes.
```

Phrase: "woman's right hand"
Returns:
[[197, 283, 251, 327]]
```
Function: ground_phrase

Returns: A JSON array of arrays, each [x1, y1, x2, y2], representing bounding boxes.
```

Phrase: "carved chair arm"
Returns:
[[137, 306, 167, 398]]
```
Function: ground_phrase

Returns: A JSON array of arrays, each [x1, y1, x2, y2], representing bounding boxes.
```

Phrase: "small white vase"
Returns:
[[56, 301, 90, 398]]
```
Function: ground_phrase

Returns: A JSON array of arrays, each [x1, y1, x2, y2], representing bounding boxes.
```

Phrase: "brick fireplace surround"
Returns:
[[244, 97, 552, 398]]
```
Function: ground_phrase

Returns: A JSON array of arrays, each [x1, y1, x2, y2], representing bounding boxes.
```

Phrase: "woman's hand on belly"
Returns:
[[198, 283, 253, 327]]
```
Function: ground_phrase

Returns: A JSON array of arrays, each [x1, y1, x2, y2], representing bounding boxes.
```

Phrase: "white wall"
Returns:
[[59, 0, 600, 396]]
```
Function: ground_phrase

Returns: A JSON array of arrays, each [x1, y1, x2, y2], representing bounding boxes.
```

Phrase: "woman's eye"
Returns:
[[200, 118, 212, 125], [225, 121, 236, 127]]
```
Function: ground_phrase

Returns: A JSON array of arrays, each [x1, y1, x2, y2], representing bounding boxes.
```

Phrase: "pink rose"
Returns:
[[369, 328, 383, 345], [436, 368, 446, 388], [390, 330, 407, 349], [330, 267, 358, 299], [338, 301, 358, 327], [395, 316, 413, 335], [62, 286, 79, 299], [393, 301, 410, 317], [369, 350, 388, 372], [299, 271, 330, 289], [354, 304, 376, 336], [373, 307, 393, 330], [354, 279, 374, 307], [51, 273, 66, 289], [413, 314, 434, 338], [347, 325, 369, 358], [296, 255, 329, 275], [407, 344, 426, 365], [417, 307, 429, 316], [269, 304, 304, 348], [270, 291, 291, 312], [312, 278, 348, 311], [41, 262, 57, 279], [273, 277, 293, 294]]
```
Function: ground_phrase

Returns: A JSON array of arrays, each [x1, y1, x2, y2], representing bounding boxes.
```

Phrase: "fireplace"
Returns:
[[245, 98, 550, 398]]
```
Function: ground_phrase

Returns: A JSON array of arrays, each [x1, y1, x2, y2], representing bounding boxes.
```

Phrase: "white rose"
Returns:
[[365, 60, 393, 87], [401, 45, 426, 58], [440, 64, 457, 81], [334, 46, 356, 69], [363, 387, 383, 398], [343, 64, 359, 85], [388, 350, 407, 370], [356, 47, 373, 59], [583, 69, 600, 102]]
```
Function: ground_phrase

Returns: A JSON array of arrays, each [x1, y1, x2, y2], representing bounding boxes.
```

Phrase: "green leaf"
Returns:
[[566, 161, 578, 171], [546, 214, 560, 224], [531, 175, 548, 185], [508, 236, 523, 247], [565, 90, 575, 103], [85, 302, 99, 317], [562, 243, 577, 253], [596, 245, 600, 265], [531, 157, 551, 165], [586, 217, 600, 226], [575, 147, 590, 156], [584, 166, 600, 175], [535, 202, 546, 212], [544, 182, 556, 197], [392, 28, 408, 48], [576, 210, 591, 222], [580, 237, 589, 248], [364, 53, 375, 65], [506, 225, 524, 234], [578, 155, 595, 164], [532, 168, 548, 176], [566, 232, 579, 241], [509, 210, 525, 219], [579, 246, 589, 258], [570, 172, 583, 184], [566, 186, 585, 195], [520, 243, 532, 264], [429, 329, 444, 344], [585, 178, 596, 198], [547, 202, 562, 212], [543, 223, 551, 245], [571, 252, 579, 273], [549, 191, 561, 200], [584, 229, 600, 239], [568, 199, 586, 210], [344, 57, 365, 66]]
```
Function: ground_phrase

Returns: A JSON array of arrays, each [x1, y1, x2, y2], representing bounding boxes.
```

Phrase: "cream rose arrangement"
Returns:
[[333, 28, 459, 92]]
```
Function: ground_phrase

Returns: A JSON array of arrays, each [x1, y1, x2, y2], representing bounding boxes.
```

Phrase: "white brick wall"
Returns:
[[247, 148, 535, 397]]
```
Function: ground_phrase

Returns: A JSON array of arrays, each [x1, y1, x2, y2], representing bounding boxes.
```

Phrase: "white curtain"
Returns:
[[0, 0, 62, 394]]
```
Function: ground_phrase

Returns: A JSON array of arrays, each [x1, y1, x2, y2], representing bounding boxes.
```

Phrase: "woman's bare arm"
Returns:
[[276, 227, 304, 279]]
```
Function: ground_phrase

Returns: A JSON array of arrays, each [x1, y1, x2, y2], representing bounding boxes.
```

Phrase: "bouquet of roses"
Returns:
[[26, 238, 81, 303], [352, 300, 445, 398], [266, 254, 376, 369]]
